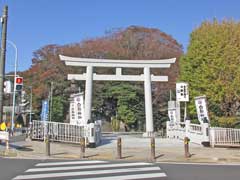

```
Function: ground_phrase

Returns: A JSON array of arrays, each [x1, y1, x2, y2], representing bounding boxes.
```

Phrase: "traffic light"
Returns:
[[4, 80, 12, 93], [15, 77, 23, 91]]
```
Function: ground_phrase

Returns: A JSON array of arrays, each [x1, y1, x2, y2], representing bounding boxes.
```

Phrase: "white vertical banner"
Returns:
[[176, 82, 189, 102], [69, 93, 85, 126], [168, 101, 181, 123], [168, 109, 176, 123], [195, 96, 210, 123]]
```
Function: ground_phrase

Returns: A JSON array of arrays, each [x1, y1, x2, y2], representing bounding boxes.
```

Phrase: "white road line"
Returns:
[[159, 162, 240, 166], [67, 172, 167, 180], [35, 160, 107, 167], [26, 162, 154, 172], [13, 166, 160, 180]]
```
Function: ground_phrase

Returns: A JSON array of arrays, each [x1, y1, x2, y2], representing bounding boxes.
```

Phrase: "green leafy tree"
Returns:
[[50, 96, 67, 122], [180, 19, 240, 126], [93, 82, 145, 130]]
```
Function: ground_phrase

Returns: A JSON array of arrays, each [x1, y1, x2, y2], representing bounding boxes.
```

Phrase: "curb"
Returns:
[[0, 149, 17, 157]]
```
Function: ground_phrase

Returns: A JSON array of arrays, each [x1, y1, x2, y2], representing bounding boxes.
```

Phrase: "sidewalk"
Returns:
[[1, 134, 240, 164]]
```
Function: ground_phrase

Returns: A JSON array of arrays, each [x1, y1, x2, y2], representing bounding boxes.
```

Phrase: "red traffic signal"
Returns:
[[15, 77, 23, 91], [15, 77, 23, 84]]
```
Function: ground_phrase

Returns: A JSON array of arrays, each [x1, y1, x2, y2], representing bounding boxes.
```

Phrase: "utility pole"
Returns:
[[0, 5, 8, 123], [49, 82, 53, 122], [29, 86, 32, 124]]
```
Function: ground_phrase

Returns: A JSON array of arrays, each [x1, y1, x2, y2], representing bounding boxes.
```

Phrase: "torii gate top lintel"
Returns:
[[59, 55, 176, 68], [60, 54, 176, 137]]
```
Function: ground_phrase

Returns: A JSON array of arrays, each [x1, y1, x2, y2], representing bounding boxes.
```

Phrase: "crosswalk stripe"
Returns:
[[35, 160, 107, 167], [67, 172, 167, 180], [26, 162, 154, 172], [13, 166, 160, 180]]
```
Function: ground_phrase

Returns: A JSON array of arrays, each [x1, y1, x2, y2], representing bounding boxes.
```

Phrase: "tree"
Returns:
[[180, 19, 240, 126], [93, 82, 145, 130], [21, 26, 182, 129], [50, 96, 67, 122]]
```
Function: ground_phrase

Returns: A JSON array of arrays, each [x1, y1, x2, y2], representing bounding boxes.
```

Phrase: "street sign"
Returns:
[[0, 131, 9, 140], [41, 100, 49, 121], [4, 80, 11, 93]]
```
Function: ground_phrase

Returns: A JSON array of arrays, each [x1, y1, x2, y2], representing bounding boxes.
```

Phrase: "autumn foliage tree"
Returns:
[[22, 26, 182, 129]]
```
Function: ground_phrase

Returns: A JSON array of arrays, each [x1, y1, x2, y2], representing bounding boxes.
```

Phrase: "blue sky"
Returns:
[[2, 0, 240, 72]]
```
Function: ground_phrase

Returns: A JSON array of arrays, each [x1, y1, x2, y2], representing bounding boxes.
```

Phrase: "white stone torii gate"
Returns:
[[60, 55, 176, 137]]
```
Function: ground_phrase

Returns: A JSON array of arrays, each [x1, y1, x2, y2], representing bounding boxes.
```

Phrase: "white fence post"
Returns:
[[202, 122, 210, 142], [185, 120, 190, 138], [209, 127, 215, 147], [166, 121, 170, 138]]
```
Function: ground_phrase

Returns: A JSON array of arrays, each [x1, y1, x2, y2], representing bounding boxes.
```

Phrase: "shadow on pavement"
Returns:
[[9, 144, 33, 151], [98, 134, 117, 146], [155, 154, 165, 159]]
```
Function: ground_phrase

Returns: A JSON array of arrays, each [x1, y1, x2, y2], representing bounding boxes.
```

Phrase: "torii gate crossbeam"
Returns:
[[60, 55, 176, 137]]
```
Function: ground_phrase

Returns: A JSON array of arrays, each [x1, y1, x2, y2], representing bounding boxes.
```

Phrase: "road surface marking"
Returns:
[[26, 162, 154, 172], [35, 160, 107, 166], [13, 166, 160, 180], [67, 172, 167, 180]]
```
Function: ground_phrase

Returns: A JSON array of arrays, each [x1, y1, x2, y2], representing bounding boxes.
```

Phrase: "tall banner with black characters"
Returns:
[[176, 82, 189, 102], [168, 101, 181, 123], [195, 96, 210, 123], [69, 93, 85, 126], [168, 109, 176, 123]]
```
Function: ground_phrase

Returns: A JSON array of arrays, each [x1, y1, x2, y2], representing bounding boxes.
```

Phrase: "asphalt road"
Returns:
[[158, 162, 240, 180], [0, 157, 40, 180], [0, 158, 240, 180]]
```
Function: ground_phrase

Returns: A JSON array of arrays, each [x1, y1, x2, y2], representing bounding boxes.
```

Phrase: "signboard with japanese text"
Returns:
[[195, 96, 210, 123], [168, 101, 181, 123], [176, 82, 189, 102], [69, 93, 85, 126], [168, 109, 176, 123]]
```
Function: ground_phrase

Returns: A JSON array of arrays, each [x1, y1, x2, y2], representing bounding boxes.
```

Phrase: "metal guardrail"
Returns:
[[101, 130, 166, 137], [31, 120, 86, 144], [210, 127, 240, 147]]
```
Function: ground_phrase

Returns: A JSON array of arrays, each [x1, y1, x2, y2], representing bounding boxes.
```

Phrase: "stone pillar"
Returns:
[[202, 122, 210, 142], [166, 121, 170, 138], [84, 66, 93, 124], [185, 119, 191, 138], [143, 67, 154, 137]]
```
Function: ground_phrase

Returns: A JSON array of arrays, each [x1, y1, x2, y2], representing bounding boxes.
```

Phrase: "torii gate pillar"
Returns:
[[144, 67, 153, 136], [60, 55, 176, 137], [85, 65, 93, 122]]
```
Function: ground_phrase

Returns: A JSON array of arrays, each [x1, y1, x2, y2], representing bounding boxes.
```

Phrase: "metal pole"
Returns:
[[117, 137, 122, 159], [151, 137, 155, 162], [80, 137, 85, 159], [29, 86, 32, 123], [8, 40, 18, 133], [45, 133, 50, 156], [0, 6, 8, 123], [184, 102, 187, 121], [184, 137, 191, 158], [49, 82, 53, 122]]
